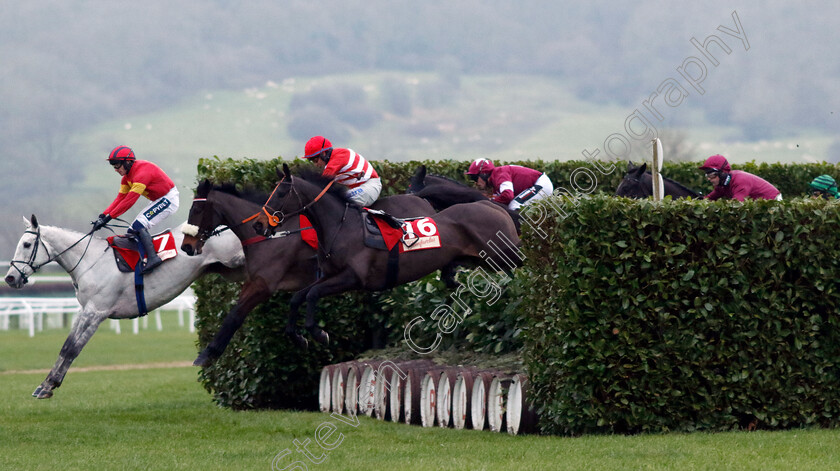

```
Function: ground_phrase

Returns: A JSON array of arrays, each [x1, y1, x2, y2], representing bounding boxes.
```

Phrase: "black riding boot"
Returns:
[[137, 228, 163, 273]]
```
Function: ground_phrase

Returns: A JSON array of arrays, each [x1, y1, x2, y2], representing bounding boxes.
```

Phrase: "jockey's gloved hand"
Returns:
[[91, 214, 111, 232]]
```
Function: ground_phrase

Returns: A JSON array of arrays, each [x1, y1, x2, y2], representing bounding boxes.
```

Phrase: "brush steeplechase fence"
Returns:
[[194, 156, 840, 435], [318, 359, 538, 435]]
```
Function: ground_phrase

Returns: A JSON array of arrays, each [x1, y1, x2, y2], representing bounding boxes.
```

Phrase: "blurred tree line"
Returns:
[[1, 0, 839, 257]]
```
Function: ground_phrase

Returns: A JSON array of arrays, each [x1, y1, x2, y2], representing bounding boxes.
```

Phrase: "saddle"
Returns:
[[361, 209, 443, 290], [363, 209, 442, 252], [513, 184, 543, 205], [362, 209, 406, 251], [107, 230, 178, 273]]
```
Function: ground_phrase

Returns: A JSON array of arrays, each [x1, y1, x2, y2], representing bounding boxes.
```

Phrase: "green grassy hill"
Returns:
[[61, 72, 837, 231]]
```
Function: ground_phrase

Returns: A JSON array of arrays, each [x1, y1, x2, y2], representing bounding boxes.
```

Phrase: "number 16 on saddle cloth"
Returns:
[[400, 217, 441, 252]]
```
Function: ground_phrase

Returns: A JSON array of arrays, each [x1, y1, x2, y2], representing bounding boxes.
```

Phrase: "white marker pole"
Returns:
[[652, 138, 665, 201]]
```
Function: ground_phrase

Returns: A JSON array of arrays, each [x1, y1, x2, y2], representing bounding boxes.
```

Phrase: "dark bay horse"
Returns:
[[407, 164, 521, 233], [253, 164, 522, 348], [615, 162, 701, 199], [181, 179, 435, 358], [406, 165, 491, 209]]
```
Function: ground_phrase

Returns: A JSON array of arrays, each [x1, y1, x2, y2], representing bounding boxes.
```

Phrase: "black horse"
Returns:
[[253, 164, 522, 348], [181, 179, 435, 358], [615, 162, 701, 199], [407, 165, 521, 233]]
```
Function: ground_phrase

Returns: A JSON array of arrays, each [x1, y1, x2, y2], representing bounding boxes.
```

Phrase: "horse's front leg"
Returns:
[[303, 271, 358, 346], [287, 285, 314, 349], [33, 309, 106, 399], [194, 278, 272, 366]]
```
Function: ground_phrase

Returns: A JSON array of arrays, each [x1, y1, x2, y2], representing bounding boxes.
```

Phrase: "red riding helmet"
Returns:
[[304, 136, 333, 160], [107, 146, 136, 162], [698, 154, 731, 172], [465, 158, 495, 176]]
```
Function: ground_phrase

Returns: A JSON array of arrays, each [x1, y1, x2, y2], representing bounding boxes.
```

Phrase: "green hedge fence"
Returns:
[[521, 195, 840, 434], [193, 156, 840, 435]]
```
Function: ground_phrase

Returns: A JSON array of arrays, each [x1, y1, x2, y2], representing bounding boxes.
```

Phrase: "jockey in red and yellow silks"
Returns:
[[303, 136, 382, 206], [103, 160, 176, 218], [91, 146, 180, 273]]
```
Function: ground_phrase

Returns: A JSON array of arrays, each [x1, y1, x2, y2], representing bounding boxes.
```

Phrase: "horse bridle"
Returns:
[[185, 198, 229, 243], [8, 229, 51, 284], [9, 227, 93, 284], [253, 176, 335, 229], [185, 194, 283, 248], [187, 188, 311, 246], [253, 176, 348, 257], [618, 174, 651, 197]]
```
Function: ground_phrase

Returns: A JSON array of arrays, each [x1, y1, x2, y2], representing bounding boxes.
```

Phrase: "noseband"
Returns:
[[252, 176, 334, 229], [617, 174, 651, 197], [185, 198, 224, 242], [8, 229, 50, 284], [184, 197, 250, 243]]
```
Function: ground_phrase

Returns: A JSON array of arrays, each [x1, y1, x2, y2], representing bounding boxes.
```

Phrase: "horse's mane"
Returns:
[[642, 171, 700, 195], [207, 181, 270, 206], [425, 173, 468, 187], [623, 164, 700, 197], [417, 171, 521, 233], [41, 223, 88, 239], [418, 174, 488, 203], [296, 170, 353, 204]]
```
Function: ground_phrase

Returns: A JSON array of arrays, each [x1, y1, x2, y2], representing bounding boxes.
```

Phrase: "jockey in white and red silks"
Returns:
[[303, 136, 382, 207]]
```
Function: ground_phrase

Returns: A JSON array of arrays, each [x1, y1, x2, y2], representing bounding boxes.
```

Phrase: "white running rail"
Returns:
[[0, 292, 196, 337]]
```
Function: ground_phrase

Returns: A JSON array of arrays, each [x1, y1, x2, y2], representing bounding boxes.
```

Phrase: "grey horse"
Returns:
[[4, 215, 245, 398]]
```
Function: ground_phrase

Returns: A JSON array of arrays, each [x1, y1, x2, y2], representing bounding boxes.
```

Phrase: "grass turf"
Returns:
[[1, 315, 839, 470]]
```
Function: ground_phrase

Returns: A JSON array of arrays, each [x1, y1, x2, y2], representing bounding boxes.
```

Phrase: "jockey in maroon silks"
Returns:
[[464, 158, 554, 210], [699, 154, 781, 201], [303, 136, 382, 206], [92, 146, 180, 273]]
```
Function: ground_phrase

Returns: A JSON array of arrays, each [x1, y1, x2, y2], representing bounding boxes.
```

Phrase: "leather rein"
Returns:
[[9, 227, 95, 284], [188, 176, 334, 246], [243, 176, 335, 228]]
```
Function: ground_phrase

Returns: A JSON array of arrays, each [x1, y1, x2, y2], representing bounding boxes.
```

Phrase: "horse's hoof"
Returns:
[[292, 334, 309, 350], [34, 388, 53, 399], [193, 349, 215, 367], [311, 329, 330, 346], [32, 386, 42, 397]]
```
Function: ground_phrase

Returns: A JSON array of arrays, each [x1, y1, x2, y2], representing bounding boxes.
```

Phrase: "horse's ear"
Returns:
[[627, 161, 635, 172], [30, 214, 38, 229], [197, 179, 211, 194], [638, 162, 647, 174], [414, 165, 426, 181], [282, 163, 291, 179]]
